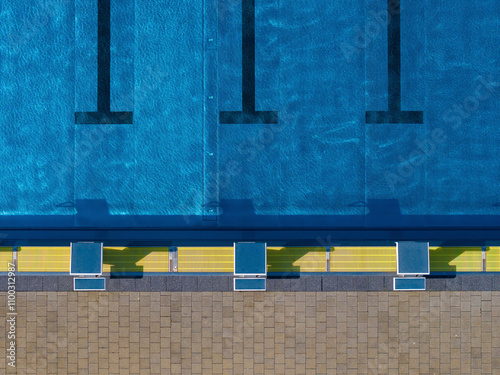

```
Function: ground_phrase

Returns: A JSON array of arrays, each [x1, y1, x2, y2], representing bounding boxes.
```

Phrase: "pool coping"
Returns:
[[2, 229, 500, 246]]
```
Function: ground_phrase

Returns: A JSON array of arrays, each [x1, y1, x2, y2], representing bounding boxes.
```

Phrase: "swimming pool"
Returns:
[[1, 0, 500, 235]]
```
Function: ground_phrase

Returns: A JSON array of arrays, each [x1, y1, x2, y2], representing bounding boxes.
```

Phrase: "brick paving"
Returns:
[[0, 291, 499, 374]]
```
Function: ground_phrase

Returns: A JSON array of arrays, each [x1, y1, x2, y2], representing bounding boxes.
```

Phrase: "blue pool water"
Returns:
[[0, 0, 499, 230]]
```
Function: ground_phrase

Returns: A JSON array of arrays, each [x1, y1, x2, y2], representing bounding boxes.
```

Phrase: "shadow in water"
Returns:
[[219, 199, 255, 218], [4, 196, 500, 244], [75, 199, 110, 226], [366, 199, 401, 216]]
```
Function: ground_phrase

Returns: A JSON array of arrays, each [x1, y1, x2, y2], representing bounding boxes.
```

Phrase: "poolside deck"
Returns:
[[1, 291, 499, 374], [2, 245, 500, 373]]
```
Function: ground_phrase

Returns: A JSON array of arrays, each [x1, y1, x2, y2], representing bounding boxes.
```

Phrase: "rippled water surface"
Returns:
[[0, 0, 499, 228]]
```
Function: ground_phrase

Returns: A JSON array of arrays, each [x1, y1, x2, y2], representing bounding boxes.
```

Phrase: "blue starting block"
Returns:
[[234, 242, 267, 291], [394, 241, 429, 292], [234, 242, 267, 276], [396, 241, 430, 276], [70, 242, 105, 291], [70, 242, 103, 276]]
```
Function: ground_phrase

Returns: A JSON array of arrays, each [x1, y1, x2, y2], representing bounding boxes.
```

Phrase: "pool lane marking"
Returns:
[[75, 0, 133, 124], [365, 0, 423, 124], [219, 0, 278, 124]]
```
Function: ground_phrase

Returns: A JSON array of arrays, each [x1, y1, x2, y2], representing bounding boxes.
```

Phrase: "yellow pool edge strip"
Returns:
[[0, 247, 13, 271], [9, 245, 498, 274], [429, 247, 482, 272], [330, 247, 397, 272], [18, 247, 70, 272], [486, 247, 500, 272], [268, 247, 325, 272], [17, 247, 171, 273], [178, 247, 233, 272], [103, 247, 170, 273]]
